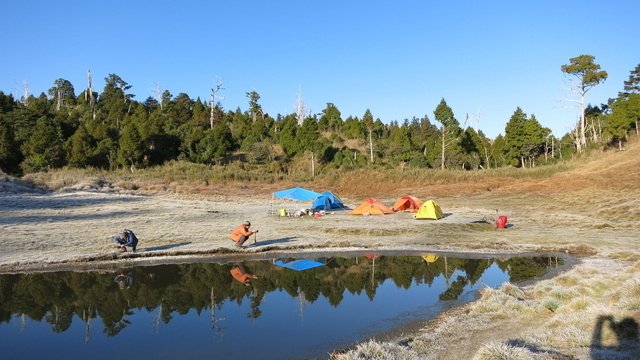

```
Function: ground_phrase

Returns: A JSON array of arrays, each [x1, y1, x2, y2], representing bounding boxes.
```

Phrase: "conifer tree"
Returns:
[[20, 116, 66, 172], [561, 55, 608, 152], [0, 115, 21, 174], [434, 99, 461, 169], [117, 123, 144, 170]]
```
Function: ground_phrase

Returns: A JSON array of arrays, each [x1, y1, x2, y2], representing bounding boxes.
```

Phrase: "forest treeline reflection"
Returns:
[[0, 255, 563, 337]]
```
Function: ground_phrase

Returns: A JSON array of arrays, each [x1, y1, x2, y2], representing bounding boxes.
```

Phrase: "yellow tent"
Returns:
[[415, 200, 444, 220]]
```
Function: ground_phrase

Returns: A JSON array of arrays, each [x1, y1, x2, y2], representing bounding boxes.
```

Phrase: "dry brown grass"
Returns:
[[22, 135, 640, 204]]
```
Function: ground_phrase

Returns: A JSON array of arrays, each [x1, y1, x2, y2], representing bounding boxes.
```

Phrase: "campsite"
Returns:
[[1, 139, 639, 359]]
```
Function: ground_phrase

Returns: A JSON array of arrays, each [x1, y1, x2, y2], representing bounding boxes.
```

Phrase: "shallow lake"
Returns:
[[0, 252, 566, 359]]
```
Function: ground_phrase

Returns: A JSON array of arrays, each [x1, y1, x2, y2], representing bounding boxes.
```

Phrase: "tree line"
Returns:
[[0, 55, 637, 176]]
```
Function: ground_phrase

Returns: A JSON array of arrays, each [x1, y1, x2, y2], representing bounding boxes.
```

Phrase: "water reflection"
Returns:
[[0, 253, 564, 360]]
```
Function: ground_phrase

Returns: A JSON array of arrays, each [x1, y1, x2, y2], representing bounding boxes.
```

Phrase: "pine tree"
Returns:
[[0, 115, 22, 174], [434, 99, 461, 169], [117, 124, 144, 170], [561, 55, 608, 152], [20, 116, 66, 172]]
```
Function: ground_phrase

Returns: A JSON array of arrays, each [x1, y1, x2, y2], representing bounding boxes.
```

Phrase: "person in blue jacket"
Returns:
[[113, 229, 138, 252]]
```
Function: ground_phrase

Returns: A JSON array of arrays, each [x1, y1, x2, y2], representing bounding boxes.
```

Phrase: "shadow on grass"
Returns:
[[253, 237, 297, 247], [505, 339, 572, 359], [142, 242, 192, 252], [590, 314, 639, 359]]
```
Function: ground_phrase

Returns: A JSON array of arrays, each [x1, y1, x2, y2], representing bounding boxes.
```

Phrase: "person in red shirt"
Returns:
[[230, 221, 258, 248]]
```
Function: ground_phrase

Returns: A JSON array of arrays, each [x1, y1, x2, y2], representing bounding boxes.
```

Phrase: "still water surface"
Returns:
[[0, 253, 564, 359]]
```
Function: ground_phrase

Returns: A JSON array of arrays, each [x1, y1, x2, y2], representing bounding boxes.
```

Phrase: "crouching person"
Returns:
[[114, 229, 138, 252], [230, 221, 258, 248]]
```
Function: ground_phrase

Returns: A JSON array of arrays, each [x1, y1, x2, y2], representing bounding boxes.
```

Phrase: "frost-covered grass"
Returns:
[[335, 259, 640, 360]]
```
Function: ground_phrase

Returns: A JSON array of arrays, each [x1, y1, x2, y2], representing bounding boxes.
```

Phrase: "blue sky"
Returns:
[[2, 1, 638, 138]]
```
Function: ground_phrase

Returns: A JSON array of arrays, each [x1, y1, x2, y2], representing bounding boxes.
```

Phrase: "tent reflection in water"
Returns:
[[392, 196, 423, 213], [349, 198, 394, 215], [415, 200, 444, 220], [274, 259, 326, 271], [421, 254, 439, 263]]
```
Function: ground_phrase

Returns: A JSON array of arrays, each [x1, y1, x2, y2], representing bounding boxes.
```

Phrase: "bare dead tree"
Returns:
[[82, 307, 92, 344], [544, 137, 549, 163], [22, 81, 30, 106], [295, 86, 309, 126], [560, 55, 608, 152], [210, 288, 225, 338], [152, 82, 163, 110], [560, 95, 583, 152], [87, 70, 96, 120], [210, 79, 224, 130]]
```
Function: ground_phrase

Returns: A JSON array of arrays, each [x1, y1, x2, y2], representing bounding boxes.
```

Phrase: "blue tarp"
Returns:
[[272, 187, 322, 201], [274, 259, 326, 271], [311, 191, 345, 210]]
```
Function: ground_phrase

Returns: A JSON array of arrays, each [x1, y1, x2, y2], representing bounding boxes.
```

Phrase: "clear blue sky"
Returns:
[[2, 1, 638, 138]]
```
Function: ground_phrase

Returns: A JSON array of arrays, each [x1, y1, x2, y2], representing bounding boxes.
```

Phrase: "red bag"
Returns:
[[496, 215, 508, 229]]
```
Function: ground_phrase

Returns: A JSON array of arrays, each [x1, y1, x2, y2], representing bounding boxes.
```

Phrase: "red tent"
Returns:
[[392, 196, 423, 213]]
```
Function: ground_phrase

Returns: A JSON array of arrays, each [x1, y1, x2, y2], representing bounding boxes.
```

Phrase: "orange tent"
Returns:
[[349, 198, 394, 215], [392, 196, 423, 212]]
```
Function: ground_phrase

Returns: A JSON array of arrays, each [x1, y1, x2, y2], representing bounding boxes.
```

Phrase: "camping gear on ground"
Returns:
[[349, 198, 394, 215], [274, 259, 325, 271], [272, 187, 321, 216], [392, 196, 424, 212], [496, 215, 508, 229], [415, 200, 444, 220], [279, 208, 288, 217], [312, 191, 345, 211]]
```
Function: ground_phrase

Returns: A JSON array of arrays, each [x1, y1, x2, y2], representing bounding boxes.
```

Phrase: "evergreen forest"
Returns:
[[0, 57, 638, 177]]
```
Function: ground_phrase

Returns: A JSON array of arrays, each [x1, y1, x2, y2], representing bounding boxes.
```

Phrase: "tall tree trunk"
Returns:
[[310, 152, 315, 178], [210, 97, 215, 130], [368, 128, 374, 164], [56, 88, 62, 111], [441, 125, 445, 170], [580, 93, 586, 151], [544, 140, 549, 163], [574, 124, 582, 153], [559, 141, 563, 160], [484, 147, 490, 169]]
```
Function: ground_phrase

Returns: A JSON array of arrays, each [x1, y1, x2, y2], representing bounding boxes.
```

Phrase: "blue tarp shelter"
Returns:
[[274, 259, 326, 271], [272, 187, 322, 201], [311, 191, 345, 210]]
